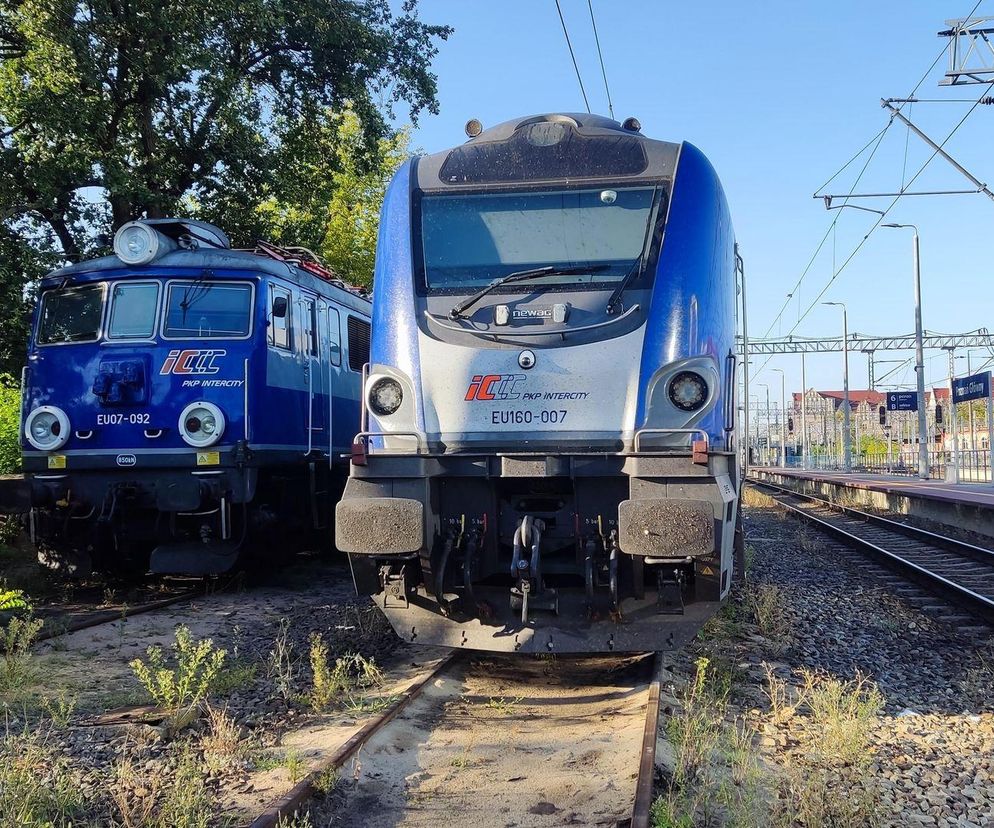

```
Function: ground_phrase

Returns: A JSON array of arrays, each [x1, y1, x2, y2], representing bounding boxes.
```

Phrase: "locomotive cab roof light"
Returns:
[[113, 221, 175, 266]]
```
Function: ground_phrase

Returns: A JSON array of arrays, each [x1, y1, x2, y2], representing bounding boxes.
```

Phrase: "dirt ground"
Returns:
[[315, 654, 653, 828]]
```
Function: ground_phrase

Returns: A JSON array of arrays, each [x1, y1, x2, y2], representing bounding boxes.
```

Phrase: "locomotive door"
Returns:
[[301, 295, 326, 450]]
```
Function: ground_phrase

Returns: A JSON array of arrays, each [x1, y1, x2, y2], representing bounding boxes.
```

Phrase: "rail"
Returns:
[[748, 478, 994, 624]]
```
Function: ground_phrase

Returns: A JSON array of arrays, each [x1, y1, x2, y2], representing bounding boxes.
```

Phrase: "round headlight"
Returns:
[[178, 401, 225, 448], [24, 406, 71, 451], [668, 371, 708, 412], [113, 222, 160, 265], [369, 378, 403, 416]]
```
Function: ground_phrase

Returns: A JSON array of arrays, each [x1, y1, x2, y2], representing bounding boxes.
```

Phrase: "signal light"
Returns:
[[465, 119, 483, 138], [787, 417, 794, 433], [878, 405, 886, 425], [935, 404, 943, 425]]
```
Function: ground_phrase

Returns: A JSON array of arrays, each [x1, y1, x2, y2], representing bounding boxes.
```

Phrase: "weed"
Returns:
[[285, 748, 306, 783], [40, 688, 77, 727], [0, 727, 86, 827], [268, 617, 296, 702], [798, 668, 883, 764], [484, 694, 524, 714], [308, 634, 383, 712], [112, 748, 217, 828], [762, 663, 797, 725], [201, 704, 245, 772], [314, 766, 339, 795], [277, 812, 314, 828], [0, 613, 43, 696], [129, 624, 226, 710], [746, 582, 791, 650], [772, 764, 881, 828], [213, 660, 259, 695]]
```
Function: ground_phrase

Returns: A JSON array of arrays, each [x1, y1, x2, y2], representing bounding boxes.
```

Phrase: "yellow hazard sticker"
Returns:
[[47, 454, 66, 469], [196, 451, 220, 466], [699, 565, 715, 576]]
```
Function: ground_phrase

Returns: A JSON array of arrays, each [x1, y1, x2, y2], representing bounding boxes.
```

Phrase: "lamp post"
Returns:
[[823, 302, 851, 472], [800, 352, 808, 470], [882, 223, 929, 480], [771, 368, 786, 467], [757, 383, 770, 465]]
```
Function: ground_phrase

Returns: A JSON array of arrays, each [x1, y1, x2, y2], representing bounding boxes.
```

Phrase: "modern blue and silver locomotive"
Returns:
[[336, 113, 740, 653], [6, 218, 370, 576]]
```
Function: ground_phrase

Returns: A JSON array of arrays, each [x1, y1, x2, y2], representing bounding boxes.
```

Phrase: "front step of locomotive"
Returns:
[[337, 449, 736, 653]]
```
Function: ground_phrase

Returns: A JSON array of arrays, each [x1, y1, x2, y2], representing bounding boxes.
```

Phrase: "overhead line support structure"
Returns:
[[741, 331, 994, 356]]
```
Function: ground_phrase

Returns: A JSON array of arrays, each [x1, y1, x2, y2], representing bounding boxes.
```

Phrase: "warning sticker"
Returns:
[[47, 455, 66, 469], [196, 451, 220, 466]]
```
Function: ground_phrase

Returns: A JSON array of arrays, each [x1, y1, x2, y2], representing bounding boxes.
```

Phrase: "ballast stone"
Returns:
[[336, 497, 424, 555], [617, 498, 714, 557]]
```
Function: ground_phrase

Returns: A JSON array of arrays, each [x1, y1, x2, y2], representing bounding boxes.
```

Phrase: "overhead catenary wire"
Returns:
[[752, 76, 994, 383], [757, 0, 986, 344], [555, 0, 591, 114], [586, 0, 614, 119]]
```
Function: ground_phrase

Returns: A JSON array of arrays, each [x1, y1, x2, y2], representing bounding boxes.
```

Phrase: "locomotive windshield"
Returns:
[[163, 282, 252, 339], [107, 282, 159, 339], [419, 186, 658, 290], [37, 284, 105, 344]]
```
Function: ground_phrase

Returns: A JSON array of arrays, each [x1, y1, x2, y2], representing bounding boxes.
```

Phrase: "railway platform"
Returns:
[[749, 467, 994, 542]]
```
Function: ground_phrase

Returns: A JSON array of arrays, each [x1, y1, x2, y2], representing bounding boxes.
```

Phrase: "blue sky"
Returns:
[[401, 0, 994, 402]]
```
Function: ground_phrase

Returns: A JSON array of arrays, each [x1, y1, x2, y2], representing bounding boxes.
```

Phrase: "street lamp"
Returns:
[[757, 383, 770, 466], [823, 301, 851, 472], [882, 223, 929, 480], [771, 368, 786, 467]]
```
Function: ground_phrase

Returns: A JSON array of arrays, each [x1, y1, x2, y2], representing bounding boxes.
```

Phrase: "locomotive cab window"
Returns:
[[269, 285, 292, 350], [108, 282, 159, 339], [328, 307, 342, 366], [162, 281, 252, 339], [37, 283, 105, 345], [347, 315, 370, 372]]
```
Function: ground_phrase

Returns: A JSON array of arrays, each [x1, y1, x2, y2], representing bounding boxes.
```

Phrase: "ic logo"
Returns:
[[160, 349, 226, 375], [464, 374, 526, 401], [116, 454, 137, 467]]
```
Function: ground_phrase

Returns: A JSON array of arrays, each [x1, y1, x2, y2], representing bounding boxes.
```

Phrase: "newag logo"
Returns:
[[464, 374, 526, 401], [160, 349, 226, 375]]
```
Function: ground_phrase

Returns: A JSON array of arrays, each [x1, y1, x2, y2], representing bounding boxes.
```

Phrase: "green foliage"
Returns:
[[0, 729, 86, 827], [0, 586, 29, 612], [0, 0, 449, 360], [129, 625, 226, 710], [0, 373, 21, 476], [0, 612, 42, 696], [308, 633, 383, 712], [317, 111, 410, 287]]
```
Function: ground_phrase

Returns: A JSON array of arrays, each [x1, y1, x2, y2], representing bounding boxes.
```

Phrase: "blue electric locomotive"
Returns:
[[336, 113, 740, 653], [5, 218, 370, 576]]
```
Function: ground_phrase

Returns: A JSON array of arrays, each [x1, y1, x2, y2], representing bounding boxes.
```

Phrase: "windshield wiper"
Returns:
[[448, 264, 609, 320], [605, 259, 642, 315]]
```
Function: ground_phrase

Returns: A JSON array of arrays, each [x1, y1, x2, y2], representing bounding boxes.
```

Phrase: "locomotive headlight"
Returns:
[[113, 222, 169, 265], [668, 371, 708, 412], [24, 406, 71, 451], [369, 378, 403, 416], [178, 401, 225, 448]]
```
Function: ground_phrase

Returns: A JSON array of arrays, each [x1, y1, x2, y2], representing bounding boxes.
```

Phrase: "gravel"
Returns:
[[654, 496, 994, 827]]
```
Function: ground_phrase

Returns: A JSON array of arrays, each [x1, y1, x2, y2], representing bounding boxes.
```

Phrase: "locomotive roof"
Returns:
[[415, 112, 681, 192], [44, 247, 371, 313]]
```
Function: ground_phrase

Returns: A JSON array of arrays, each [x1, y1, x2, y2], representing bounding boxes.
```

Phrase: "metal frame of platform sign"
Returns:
[[949, 371, 994, 484]]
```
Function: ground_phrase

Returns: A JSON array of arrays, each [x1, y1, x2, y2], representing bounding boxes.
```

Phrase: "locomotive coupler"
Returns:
[[379, 562, 414, 609], [510, 516, 558, 623], [654, 567, 686, 615]]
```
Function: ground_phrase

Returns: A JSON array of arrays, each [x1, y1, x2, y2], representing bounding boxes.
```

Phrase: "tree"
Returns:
[[318, 109, 409, 286], [0, 0, 449, 256]]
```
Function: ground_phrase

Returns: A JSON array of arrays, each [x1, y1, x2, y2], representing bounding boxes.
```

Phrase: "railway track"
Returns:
[[749, 479, 994, 626], [247, 651, 664, 828]]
